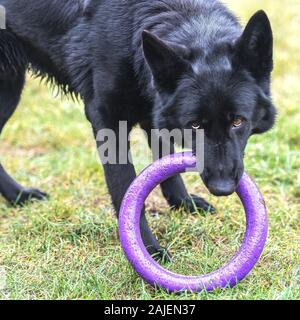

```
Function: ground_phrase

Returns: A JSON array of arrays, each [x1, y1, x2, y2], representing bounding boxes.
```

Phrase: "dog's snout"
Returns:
[[201, 163, 243, 197]]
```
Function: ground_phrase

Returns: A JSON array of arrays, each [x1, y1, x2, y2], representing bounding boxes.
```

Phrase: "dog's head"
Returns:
[[142, 11, 276, 196]]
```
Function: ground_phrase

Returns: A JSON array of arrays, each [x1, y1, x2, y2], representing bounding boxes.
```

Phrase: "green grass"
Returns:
[[0, 0, 299, 300]]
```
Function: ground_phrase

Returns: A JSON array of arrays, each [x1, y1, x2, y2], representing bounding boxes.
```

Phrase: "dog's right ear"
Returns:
[[142, 30, 189, 93]]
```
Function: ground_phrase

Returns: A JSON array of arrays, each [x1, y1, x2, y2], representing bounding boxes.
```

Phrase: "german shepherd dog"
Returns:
[[0, 0, 276, 259]]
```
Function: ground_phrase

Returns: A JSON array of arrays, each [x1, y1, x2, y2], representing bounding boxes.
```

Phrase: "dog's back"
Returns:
[[0, 0, 88, 93], [0, 0, 85, 33]]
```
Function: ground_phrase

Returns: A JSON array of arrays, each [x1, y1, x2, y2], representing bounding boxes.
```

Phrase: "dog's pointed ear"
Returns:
[[236, 11, 273, 80], [142, 30, 189, 92]]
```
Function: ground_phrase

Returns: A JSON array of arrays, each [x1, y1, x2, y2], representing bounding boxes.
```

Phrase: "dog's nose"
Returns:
[[207, 181, 236, 197]]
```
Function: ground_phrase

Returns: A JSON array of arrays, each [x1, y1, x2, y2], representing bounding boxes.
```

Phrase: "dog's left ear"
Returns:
[[142, 30, 190, 93], [236, 11, 273, 81]]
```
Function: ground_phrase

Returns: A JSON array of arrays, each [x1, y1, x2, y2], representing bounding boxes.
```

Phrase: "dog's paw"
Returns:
[[12, 188, 49, 206], [175, 194, 216, 214]]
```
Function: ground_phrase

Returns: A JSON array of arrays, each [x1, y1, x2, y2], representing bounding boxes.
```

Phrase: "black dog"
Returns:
[[0, 0, 276, 258]]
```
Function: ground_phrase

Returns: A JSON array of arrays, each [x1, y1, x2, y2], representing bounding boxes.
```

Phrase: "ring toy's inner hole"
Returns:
[[144, 172, 246, 276]]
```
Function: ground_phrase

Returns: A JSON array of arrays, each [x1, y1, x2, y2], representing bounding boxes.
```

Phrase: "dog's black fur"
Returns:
[[0, 0, 276, 258]]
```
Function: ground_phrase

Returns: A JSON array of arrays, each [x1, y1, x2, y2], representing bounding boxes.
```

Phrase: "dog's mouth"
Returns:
[[204, 180, 237, 197], [200, 172, 242, 197]]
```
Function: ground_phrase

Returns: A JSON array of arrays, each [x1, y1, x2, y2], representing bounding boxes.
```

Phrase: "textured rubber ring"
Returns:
[[119, 152, 268, 292]]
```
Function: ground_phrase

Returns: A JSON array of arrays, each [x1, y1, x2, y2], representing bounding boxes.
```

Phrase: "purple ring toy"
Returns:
[[119, 152, 268, 292]]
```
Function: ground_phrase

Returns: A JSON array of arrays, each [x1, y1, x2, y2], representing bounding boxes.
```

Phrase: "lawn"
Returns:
[[0, 0, 299, 300]]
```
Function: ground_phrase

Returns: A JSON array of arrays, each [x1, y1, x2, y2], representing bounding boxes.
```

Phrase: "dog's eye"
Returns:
[[232, 117, 244, 128], [191, 121, 202, 130]]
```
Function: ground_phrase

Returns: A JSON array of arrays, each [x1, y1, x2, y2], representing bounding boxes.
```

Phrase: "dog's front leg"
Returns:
[[86, 106, 170, 260]]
